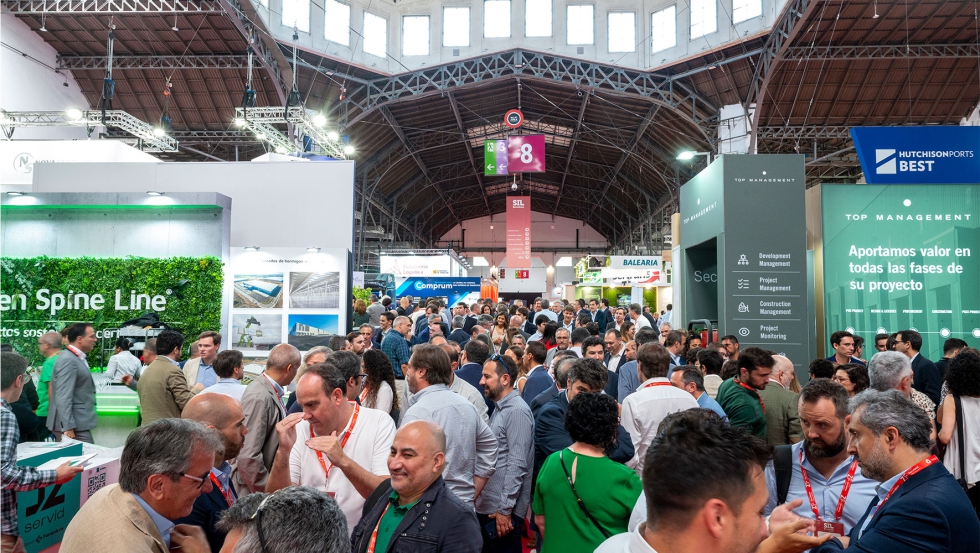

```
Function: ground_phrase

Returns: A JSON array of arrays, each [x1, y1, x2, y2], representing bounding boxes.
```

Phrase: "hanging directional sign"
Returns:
[[504, 109, 524, 128], [484, 139, 509, 176]]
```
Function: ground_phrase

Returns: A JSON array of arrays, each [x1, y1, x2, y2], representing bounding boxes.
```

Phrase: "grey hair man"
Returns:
[[61, 419, 223, 553], [532, 350, 580, 416], [217, 486, 349, 553], [812, 390, 979, 552], [867, 351, 936, 421]]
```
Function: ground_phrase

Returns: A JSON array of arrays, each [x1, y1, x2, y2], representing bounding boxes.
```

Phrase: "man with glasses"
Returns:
[[400, 344, 498, 508], [218, 486, 349, 553], [544, 328, 571, 367], [61, 419, 221, 552], [266, 362, 396, 535]]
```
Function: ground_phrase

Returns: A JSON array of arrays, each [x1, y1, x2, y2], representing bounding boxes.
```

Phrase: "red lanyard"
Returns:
[[359, 387, 369, 405], [67, 345, 85, 358], [871, 455, 938, 519], [642, 381, 673, 389], [800, 448, 858, 521], [209, 472, 235, 506], [366, 503, 391, 553], [312, 403, 359, 478], [736, 380, 766, 414]]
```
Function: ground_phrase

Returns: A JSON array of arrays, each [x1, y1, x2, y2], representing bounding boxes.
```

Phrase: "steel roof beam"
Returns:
[[755, 126, 853, 139], [0, 0, 222, 12], [552, 91, 590, 217], [447, 91, 491, 215], [782, 43, 980, 61], [58, 54, 248, 70], [218, 0, 289, 105]]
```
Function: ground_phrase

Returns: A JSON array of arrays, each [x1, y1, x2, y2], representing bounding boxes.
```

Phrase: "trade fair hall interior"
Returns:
[[1, 0, 978, 551]]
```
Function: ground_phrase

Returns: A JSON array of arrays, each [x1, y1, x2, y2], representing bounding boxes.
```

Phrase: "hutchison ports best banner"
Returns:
[[822, 185, 979, 360], [507, 196, 531, 268]]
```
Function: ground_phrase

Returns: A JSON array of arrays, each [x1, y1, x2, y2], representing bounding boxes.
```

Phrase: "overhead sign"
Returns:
[[506, 196, 532, 268], [608, 256, 662, 269], [380, 255, 453, 277], [508, 134, 546, 173], [484, 139, 509, 176], [394, 277, 481, 306], [504, 109, 524, 128], [850, 126, 980, 184], [822, 184, 979, 361]]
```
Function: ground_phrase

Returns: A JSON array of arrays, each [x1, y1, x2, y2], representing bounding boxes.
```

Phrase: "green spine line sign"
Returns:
[[0, 256, 224, 367]]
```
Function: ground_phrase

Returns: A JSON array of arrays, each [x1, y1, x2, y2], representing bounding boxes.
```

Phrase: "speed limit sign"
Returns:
[[504, 109, 524, 129]]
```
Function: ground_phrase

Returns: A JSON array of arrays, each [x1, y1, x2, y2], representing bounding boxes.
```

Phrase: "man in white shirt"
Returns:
[[536, 298, 558, 322], [265, 362, 396, 534], [527, 314, 549, 343], [606, 307, 627, 332], [630, 304, 651, 331], [605, 329, 627, 373], [200, 350, 246, 402], [621, 342, 699, 474]]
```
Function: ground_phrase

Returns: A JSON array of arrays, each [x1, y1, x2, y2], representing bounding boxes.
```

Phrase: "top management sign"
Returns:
[[851, 126, 980, 184]]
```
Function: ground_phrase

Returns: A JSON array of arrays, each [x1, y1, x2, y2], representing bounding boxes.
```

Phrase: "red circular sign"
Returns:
[[504, 109, 524, 129]]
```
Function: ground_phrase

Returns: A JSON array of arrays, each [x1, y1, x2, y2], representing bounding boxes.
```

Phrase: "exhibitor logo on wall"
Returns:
[[851, 126, 980, 184]]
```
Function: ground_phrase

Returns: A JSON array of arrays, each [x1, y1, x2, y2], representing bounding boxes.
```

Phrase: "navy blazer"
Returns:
[[532, 392, 634, 481], [447, 328, 470, 346], [173, 475, 236, 553], [521, 367, 553, 407], [910, 355, 943, 406], [456, 363, 494, 416], [462, 316, 478, 334], [812, 463, 979, 553], [528, 383, 560, 419]]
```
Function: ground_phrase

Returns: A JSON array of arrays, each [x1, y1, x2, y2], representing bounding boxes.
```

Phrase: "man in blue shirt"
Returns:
[[670, 367, 728, 421], [826, 330, 866, 366], [382, 316, 414, 379], [764, 379, 877, 537]]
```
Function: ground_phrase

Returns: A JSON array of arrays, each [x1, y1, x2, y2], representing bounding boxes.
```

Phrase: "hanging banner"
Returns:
[[394, 277, 482, 306], [508, 134, 546, 173], [850, 126, 980, 184], [484, 139, 509, 176], [507, 196, 532, 268]]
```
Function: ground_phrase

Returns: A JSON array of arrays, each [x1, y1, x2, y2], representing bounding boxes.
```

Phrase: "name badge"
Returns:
[[815, 520, 845, 538]]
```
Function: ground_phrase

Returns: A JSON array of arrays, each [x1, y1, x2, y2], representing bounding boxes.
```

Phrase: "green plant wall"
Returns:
[[0, 256, 223, 367]]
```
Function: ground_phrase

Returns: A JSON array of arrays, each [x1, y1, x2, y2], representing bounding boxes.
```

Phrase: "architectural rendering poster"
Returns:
[[287, 314, 339, 349], [233, 273, 284, 308], [231, 314, 283, 352], [822, 184, 979, 359]]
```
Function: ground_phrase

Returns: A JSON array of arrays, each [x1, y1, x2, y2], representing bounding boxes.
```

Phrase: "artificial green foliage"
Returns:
[[351, 285, 371, 304], [0, 256, 223, 367]]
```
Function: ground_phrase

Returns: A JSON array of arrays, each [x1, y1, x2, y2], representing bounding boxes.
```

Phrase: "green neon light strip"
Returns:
[[96, 407, 140, 414], [1, 205, 220, 210]]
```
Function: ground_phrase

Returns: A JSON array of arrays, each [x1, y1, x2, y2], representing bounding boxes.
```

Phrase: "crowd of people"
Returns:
[[1, 296, 978, 553]]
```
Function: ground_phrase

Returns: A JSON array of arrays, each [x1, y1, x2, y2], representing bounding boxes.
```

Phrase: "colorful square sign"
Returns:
[[508, 134, 546, 173], [484, 140, 509, 176]]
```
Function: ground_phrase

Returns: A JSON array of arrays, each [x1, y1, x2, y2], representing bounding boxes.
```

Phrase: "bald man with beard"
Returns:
[[177, 393, 249, 552]]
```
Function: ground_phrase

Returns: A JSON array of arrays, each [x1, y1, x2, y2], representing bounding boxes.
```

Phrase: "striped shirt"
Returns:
[[2, 399, 57, 535], [475, 390, 535, 517]]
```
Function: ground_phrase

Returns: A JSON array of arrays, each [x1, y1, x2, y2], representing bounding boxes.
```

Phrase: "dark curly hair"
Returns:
[[361, 349, 400, 415], [837, 363, 870, 395], [564, 392, 620, 451], [946, 348, 980, 398]]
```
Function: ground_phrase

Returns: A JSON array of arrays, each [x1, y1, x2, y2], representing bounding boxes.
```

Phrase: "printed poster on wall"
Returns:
[[507, 196, 531, 268]]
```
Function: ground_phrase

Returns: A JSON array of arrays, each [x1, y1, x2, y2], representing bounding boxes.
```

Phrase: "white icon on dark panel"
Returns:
[[737, 279, 749, 289], [737, 255, 749, 266], [738, 302, 749, 313], [739, 328, 750, 337]]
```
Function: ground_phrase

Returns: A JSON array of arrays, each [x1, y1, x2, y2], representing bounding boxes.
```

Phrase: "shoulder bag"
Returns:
[[559, 449, 611, 539]]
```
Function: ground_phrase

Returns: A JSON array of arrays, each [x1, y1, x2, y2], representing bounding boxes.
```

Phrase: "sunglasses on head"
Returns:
[[488, 353, 513, 375]]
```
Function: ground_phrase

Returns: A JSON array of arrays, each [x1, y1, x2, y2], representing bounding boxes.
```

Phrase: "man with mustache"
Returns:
[[764, 379, 878, 540]]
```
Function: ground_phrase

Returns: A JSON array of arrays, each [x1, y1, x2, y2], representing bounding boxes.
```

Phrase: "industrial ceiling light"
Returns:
[[313, 113, 327, 127], [343, 145, 355, 155], [66, 108, 83, 120], [244, 246, 260, 252], [256, 132, 267, 140], [153, 127, 165, 137], [676, 150, 696, 160], [275, 145, 289, 154], [39, 13, 47, 32], [306, 247, 321, 253], [327, 131, 340, 141], [234, 117, 246, 127], [146, 191, 164, 196]]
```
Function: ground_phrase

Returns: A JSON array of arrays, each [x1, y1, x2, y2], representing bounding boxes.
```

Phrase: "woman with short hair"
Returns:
[[832, 363, 870, 396]]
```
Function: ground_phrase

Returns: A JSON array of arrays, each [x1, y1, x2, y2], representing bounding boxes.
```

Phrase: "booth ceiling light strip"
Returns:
[[234, 106, 348, 159], [0, 0, 223, 12], [0, 110, 178, 152]]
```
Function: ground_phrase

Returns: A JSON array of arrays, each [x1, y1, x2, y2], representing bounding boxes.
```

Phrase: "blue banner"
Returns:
[[395, 277, 482, 307], [850, 126, 980, 184]]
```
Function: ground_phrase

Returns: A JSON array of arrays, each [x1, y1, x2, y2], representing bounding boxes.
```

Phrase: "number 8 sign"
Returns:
[[507, 134, 546, 173]]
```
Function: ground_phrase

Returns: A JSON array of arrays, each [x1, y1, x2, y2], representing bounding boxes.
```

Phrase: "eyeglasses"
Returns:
[[358, 373, 369, 381], [180, 471, 211, 489], [252, 492, 275, 553], [488, 353, 513, 375]]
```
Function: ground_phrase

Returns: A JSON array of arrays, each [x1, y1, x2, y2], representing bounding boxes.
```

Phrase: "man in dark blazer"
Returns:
[[894, 329, 943, 405], [456, 340, 494, 416], [177, 393, 248, 552], [812, 390, 979, 553], [529, 352, 577, 419], [447, 316, 471, 346], [520, 342, 553, 405], [352, 421, 480, 553], [533, 358, 634, 482], [587, 299, 607, 331], [47, 323, 98, 443]]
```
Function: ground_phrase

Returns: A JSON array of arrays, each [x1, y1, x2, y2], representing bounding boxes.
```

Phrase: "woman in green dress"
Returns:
[[533, 392, 642, 552]]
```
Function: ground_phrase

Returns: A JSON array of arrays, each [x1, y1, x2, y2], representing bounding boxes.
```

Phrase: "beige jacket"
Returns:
[[137, 358, 199, 425], [61, 484, 168, 553]]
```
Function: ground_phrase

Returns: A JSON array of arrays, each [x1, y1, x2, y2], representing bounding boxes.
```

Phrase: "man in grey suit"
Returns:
[[233, 343, 300, 495], [47, 323, 98, 443]]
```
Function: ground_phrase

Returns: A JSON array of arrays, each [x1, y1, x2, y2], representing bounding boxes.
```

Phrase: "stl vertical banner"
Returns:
[[507, 196, 531, 268]]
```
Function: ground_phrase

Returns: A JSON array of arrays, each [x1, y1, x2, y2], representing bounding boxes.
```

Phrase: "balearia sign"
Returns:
[[608, 256, 662, 269]]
